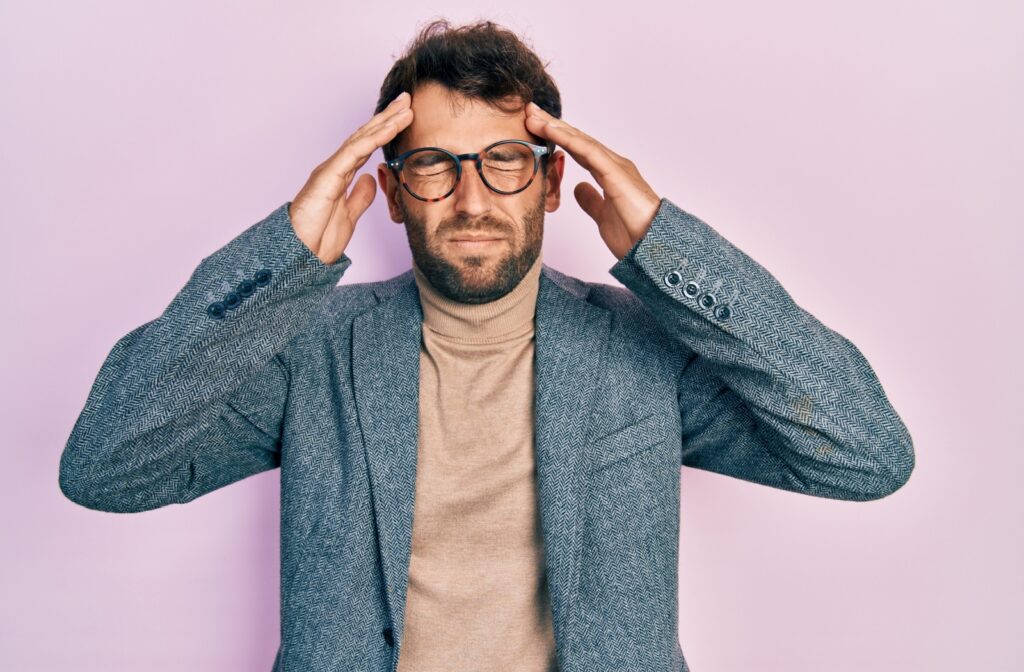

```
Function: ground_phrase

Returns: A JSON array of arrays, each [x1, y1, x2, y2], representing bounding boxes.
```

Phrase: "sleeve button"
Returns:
[[223, 291, 241, 309], [699, 293, 717, 308], [206, 301, 227, 319], [237, 279, 256, 297], [683, 281, 700, 298], [714, 304, 732, 320], [254, 268, 272, 286], [664, 270, 683, 287]]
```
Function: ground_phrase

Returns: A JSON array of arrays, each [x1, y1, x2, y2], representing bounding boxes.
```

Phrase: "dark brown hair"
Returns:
[[374, 18, 561, 172]]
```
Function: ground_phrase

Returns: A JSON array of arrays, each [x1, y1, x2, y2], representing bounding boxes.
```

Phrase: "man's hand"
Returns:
[[289, 91, 414, 265], [525, 101, 661, 261]]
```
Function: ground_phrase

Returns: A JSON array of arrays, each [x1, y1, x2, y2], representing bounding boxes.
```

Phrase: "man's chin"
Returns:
[[450, 261, 505, 289], [448, 261, 517, 301], [443, 247, 508, 269]]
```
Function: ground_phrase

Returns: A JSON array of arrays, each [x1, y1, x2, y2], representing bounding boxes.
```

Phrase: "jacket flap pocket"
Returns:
[[588, 412, 667, 473]]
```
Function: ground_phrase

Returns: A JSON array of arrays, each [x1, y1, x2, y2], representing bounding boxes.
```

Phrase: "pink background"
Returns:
[[3, 1, 1020, 670]]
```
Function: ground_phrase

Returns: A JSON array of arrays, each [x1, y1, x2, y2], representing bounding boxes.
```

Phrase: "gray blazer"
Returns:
[[59, 197, 915, 672]]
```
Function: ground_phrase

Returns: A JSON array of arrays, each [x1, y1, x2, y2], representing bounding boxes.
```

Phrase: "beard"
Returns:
[[400, 185, 546, 305]]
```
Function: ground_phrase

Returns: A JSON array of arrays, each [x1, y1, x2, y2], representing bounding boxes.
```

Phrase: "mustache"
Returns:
[[440, 216, 512, 238]]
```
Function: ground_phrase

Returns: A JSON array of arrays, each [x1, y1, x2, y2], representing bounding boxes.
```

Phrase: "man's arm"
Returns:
[[59, 202, 352, 513], [59, 92, 414, 514], [610, 197, 914, 501]]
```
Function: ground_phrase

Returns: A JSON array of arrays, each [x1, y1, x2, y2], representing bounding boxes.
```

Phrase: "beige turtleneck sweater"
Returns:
[[396, 251, 558, 672]]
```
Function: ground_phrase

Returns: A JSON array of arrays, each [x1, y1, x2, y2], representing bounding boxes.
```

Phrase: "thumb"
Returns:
[[348, 173, 378, 223], [573, 182, 605, 224]]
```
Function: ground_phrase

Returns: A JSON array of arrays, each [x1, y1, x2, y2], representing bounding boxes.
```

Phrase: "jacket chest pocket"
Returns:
[[587, 411, 667, 474]]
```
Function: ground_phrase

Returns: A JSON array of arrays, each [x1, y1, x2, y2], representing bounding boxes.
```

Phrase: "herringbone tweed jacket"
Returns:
[[59, 196, 915, 672]]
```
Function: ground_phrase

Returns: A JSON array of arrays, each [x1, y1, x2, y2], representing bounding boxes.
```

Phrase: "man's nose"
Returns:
[[452, 159, 492, 217]]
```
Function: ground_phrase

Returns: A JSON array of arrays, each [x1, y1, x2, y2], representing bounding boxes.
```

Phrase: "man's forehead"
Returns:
[[402, 83, 542, 151]]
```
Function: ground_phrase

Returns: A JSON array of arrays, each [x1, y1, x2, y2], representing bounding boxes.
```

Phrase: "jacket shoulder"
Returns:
[[317, 268, 417, 323], [549, 265, 676, 347], [279, 274, 394, 359], [323, 277, 383, 317]]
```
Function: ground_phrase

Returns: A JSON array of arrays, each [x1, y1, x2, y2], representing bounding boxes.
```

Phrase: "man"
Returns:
[[59, 19, 914, 672]]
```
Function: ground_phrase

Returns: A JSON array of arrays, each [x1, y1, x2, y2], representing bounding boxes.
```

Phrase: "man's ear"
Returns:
[[377, 162, 405, 223], [542, 149, 566, 213]]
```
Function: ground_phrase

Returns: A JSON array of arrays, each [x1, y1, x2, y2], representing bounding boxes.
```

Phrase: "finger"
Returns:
[[575, 182, 632, 258], [346, 91, 410, 140], [328, 171, 375, 237], [524, 105, 613, 164], [527, 103, 632, 166], [325, 94, 411, 173], [343, 93, 413, 155], [526, 115, 622, 190], [573, 181, 605, 222], [346, 172, 377, 223], [314, 106, 413, 203], [321, 173, 376, 261]]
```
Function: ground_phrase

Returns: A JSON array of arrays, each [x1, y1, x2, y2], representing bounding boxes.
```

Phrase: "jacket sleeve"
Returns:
[[609, 197, 914, 501], [59, 202, 353, 513]]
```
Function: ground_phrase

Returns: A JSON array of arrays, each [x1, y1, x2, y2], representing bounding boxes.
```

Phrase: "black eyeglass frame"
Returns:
[[386, 139, 551, 202]]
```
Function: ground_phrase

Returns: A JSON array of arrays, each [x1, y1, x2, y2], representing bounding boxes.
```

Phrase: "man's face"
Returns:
[[377, 81, 565, 304]]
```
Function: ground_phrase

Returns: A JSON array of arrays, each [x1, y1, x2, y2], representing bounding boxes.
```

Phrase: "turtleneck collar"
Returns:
[[411, 251, 543, 343]]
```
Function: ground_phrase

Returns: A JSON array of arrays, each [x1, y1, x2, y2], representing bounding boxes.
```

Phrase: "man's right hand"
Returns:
[[288, 91, 413, 265]]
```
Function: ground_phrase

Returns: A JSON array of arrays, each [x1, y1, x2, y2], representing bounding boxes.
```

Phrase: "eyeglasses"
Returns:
[[386, 139, 551, 202]]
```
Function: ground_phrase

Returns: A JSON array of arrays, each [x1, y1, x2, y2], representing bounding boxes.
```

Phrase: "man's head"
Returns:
[[374, 19, 566, 304]]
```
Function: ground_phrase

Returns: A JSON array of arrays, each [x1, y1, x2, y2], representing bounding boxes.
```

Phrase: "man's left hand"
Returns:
[[525, 101, 662, 261]]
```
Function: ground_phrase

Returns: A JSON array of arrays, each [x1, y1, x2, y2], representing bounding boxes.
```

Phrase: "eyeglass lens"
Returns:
[[400, 142, 536, 200]]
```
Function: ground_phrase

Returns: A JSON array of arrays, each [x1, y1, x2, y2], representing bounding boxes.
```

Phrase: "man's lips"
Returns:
[[450, 237, 504, 248], [449, 234, 504, 241]]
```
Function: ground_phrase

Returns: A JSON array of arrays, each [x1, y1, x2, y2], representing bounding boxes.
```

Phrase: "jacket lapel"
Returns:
[[351, 263, 613, 645], [530, 265, 613, 647], [352, 270, 423, 635]]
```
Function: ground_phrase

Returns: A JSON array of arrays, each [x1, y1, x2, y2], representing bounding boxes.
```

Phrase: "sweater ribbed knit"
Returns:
[[396, 251, 558, 672]]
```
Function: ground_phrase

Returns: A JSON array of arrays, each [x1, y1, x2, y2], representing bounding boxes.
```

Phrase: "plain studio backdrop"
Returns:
[[1, 1, 1020, 670]]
